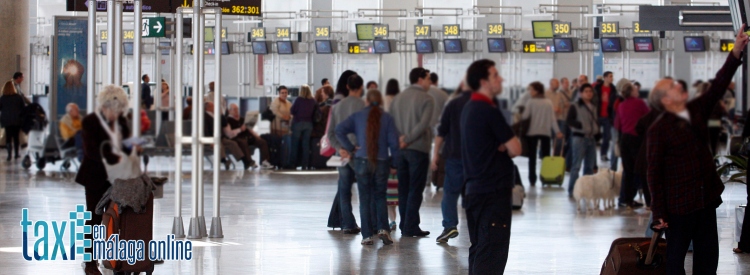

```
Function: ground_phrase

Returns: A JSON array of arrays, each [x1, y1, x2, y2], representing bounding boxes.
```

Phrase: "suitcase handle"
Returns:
[[553, 138, 565, 157], [644, 230, 661, 265]]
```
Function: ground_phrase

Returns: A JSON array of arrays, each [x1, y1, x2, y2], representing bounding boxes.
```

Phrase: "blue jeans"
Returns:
[[338, 163, 358, 230], [598, 118, 611, 157], [568, 136, 597, 195], [442, 158, 464, 229], [290, 122, 313, 168], [353, 158, 390, 238], [397, 149, 429, 234]]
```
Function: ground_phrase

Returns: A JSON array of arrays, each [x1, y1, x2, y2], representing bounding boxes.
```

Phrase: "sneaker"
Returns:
[[601, 156, 610, 162], [389, 221, 397, 232], [361, 237, 374, 245], [378, 230, 394, 245], [436, 228, 459, 243], [260, 160, 274, 170]]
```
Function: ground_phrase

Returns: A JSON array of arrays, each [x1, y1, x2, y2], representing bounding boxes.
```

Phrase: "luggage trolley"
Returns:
[[21, 103, 78, 170]]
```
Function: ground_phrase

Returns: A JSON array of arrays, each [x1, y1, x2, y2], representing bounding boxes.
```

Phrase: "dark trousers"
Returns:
[[337, 163, 358, 230], [598, 118, 612, 156], [397, 149, 429, 234], [84, 183, 110, 253], [665, 207, 719, 275], [249, 136, 270, 162], [618, 134, 640, 204], [465, 188, 513, 275], [5, 125, 21, 157], [739, 182, 750, 251], [525, 135, 551, 184]]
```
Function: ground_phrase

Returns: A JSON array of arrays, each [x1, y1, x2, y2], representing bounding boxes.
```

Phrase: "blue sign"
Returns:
[[554, 38, 574, 52], [55, 17, 89, 117]]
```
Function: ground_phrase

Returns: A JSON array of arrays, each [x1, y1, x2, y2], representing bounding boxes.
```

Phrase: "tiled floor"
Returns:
[[0, 155, 748, 274]]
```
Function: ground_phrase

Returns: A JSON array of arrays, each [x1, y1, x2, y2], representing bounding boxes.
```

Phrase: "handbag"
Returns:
[[320, 105, 336, 157], [261, 106, 276, 122], [95, 112, 142, 183]]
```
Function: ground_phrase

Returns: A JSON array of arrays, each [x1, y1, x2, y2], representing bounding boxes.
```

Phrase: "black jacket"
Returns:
[[0, 94, 27, 127], [594, 82, 617, 121], [76, 113, 132, 189]]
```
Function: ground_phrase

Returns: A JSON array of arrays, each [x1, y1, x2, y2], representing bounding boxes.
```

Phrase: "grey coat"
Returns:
[[566, 99, 600, 138]]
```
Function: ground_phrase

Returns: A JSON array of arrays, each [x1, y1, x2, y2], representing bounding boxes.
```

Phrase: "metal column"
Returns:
[[107, 0, 116, 84], [172, 8, 186, 239], [187, 0, 203, 240], [114, 0, 123, 86], [88, 0, 96, 114], [133, 0, 142, 137], [196, 5, 208, 239], [209, 10, 224, 238]]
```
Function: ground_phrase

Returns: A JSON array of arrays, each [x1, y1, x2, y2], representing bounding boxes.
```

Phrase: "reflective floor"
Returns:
[[0, 155, 748, 274]]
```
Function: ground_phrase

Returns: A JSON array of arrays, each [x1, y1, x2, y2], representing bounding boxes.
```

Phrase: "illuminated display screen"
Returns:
[[684, 36, 706, 52], [553, 38, 574, 52], [373, 40, 391, 54], [123, 42, 134, 55], [443, 39, 463, 53], [633, 37, 655, 52], [532, 21, 554, 39], [356, 24, 375, 41], [443, 25, 460, 36], [487, 23, 504, 36], [415, 39, 434, 54], [600, 38, 622, 52], [277, 41, 294, 54], [101, 42, 107, 55], [315, 40, 333, 54], [252, 41, 268, 55], [487, 38, 507, 53], [414, 25, 431, 37]]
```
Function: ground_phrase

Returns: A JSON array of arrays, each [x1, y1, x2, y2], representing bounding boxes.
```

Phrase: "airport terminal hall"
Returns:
[[4, 0, 750, 274]]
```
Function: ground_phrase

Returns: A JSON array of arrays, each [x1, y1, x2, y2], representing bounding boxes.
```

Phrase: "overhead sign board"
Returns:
[[601, 22, 620, 35], [633, 21, 650, 33], [553, 22, 571, 35], [141, 17, 166, 38], [415, 25, 431, 37], [276, 27, 291, 39], [172, 0, 262, 15], [67, 0, 172, 13], [522, 41, 554, 53], [443, 24, 460, 36], [100, 30, 136, 40], [373, 25, 389, 39], [720, 39, 735, 52], [487, 23, 505, 36], [348, 42, 374, 54], [315, 26, 330, 38]]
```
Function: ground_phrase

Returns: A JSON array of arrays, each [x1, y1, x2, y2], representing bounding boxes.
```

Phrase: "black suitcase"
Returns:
[[263, 134, 293, 168], [101, 194, 155, 275], [309, 138, 331, 169]]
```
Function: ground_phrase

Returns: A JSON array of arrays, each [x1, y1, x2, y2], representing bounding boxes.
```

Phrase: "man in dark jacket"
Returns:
[[141, 74, 153, 110], [647, 27, 748, 274], [594, 71, 617, 161]]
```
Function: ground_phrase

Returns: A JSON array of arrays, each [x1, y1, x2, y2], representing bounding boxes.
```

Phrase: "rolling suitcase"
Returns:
[[541, 139, 566, 186], [263, 134, 292, 168], [600, 232, 666, 275], [101, 193, 155, 275]]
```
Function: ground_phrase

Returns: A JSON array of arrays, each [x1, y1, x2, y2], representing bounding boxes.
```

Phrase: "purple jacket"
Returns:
[[290, 97, 317, 125]]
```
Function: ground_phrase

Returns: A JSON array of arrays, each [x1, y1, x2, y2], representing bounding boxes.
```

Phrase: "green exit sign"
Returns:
[[141, 17, 166, 38]]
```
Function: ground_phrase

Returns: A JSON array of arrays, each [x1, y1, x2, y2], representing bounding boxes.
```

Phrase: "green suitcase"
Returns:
[[540, 140, 565, 186]]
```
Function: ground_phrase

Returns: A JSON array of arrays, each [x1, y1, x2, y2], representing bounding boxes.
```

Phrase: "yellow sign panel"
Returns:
[[721, 39, 735, 52], [633, 22, 650, 33], [601, 22, 619, 35], [373, 25, 389, 38], [487, 23, 504, 36], [229, 5, 261, 15], [276, 27, 291, 38], [553, 22, 571, 35], [100, 30, 136, 40], [250, 28, 265, 39], [443, 24, 460, 36], [315, 26, 330, 38], [415, 25, 431, 37]]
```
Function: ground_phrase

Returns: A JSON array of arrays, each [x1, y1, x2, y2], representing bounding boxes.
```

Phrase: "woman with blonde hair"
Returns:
[[0, 80, 28, 160], [290, 85, 318, 169], [76, 85, 134, 275]]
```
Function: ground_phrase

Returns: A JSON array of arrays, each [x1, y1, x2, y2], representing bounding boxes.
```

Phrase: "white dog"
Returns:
[[592, 169, 622, 210], [573, 168, 621, 212]]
